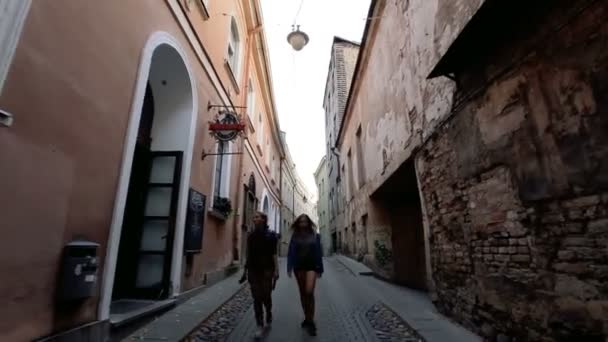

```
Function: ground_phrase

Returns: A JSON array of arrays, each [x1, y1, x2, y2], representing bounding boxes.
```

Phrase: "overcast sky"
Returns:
[[260, 0, 371, 199]]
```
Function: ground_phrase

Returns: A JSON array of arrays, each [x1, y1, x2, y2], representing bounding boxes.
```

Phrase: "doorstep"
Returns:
[[123, 270, 244, 341]]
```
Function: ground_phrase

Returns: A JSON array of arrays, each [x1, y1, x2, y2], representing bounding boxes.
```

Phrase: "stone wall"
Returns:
[[416, 1, 608, 339], [335, 0, 480, 278]]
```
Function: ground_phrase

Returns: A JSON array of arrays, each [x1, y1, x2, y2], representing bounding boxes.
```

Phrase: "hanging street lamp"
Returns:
[[287, 25, 309, 51]]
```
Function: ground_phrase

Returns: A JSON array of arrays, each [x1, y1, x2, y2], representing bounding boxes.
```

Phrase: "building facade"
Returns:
[[314, 156, 332, 255], [278, 134, 317, 255], [327, 0, 608, 340], [323, 36, 360, 256], [0, 0, 286, 340]]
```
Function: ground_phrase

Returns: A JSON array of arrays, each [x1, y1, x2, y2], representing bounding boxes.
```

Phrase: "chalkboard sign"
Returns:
[[184, 188, 206, 254]]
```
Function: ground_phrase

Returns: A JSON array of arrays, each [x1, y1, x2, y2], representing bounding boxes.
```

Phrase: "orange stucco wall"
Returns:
[[0, 0, 244, 340]]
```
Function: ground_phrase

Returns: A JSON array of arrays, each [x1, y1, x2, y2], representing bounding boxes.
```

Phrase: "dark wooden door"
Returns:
[[133, 151, 183, 299], [390, 200, 427, 290]]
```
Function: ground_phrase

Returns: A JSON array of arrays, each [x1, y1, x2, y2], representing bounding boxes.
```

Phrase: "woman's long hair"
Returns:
[[291, 214, 316, 235]]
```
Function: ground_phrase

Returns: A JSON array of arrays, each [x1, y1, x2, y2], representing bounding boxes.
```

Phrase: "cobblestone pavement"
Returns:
[[226, 257, 379, 342], [183, 257, 478, 342], [366, 303, 425, 342], [184, 285, 252, 342]]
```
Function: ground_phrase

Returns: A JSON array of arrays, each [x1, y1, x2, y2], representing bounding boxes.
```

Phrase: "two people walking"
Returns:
[[241, 213, 323, 339]]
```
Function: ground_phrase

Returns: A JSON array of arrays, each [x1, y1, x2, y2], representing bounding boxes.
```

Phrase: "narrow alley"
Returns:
[[1, 0, 607, 341], [126, 257, 477, 342]]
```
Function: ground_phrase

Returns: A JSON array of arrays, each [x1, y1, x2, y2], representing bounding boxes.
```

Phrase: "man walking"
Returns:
[[240, 212, 279, 339]]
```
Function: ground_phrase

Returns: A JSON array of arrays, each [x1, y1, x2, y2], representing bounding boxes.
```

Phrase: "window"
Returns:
[[246, 79, 255, 118], [262, 196, 269, 214], [213, 141, 230, 201], [361, 214, 369, 253], [257, 112, 264, 148], [227, 17, 240, 75], [332, 116, 336, 140], [265, 141, 271, 167], [351, 222, 356, 251], [0, 0, 31, 93], [356, 125, 366, 188]]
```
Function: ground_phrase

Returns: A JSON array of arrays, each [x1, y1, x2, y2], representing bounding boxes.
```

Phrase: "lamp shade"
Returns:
[[287, 27, 309, 51]]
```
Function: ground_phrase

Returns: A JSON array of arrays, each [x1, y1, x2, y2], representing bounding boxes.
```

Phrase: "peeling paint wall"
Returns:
[[335, 0, 608, 339], [336, 0, 483, 271]]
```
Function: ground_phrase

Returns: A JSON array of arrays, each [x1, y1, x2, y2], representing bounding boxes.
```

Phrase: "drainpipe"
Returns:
[[279, 158, 283, 224], [278, 156, 284, 253]]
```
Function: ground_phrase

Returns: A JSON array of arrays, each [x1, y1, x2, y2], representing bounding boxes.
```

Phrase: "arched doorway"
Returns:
[[262, 195, 269, 215], [100, 33, 197, 321]]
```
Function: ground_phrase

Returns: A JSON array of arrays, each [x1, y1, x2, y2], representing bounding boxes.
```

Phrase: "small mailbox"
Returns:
[[59, 240, 99, 301]]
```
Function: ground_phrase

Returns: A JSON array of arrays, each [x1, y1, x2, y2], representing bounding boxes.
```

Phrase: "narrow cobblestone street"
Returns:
[[3, 0, 608, 341], [183, 257, 478, 342]]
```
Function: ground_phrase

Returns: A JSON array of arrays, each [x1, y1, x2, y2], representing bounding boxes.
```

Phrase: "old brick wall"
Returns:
[[416, 1, 608, 339]]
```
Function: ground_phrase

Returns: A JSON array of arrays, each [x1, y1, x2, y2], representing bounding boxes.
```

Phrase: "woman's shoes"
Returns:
[[301, 320, 317, 336], [308, 321, 317, 336]]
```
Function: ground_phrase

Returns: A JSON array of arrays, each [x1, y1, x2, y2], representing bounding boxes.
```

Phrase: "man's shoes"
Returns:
[[254, 326, 264, 340], [301, 320, 309, 328]]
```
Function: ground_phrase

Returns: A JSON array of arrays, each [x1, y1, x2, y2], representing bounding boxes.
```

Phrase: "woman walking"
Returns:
[[240, 212, 279, 339], [287, 214, 324, 336]]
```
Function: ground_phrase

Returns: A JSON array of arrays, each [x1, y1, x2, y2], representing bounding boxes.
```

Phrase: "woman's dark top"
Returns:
[[287, 231, 324, 274], [245, 228, 278, 272]]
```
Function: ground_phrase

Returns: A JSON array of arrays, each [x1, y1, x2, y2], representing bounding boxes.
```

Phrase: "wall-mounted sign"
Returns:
[[184, 188, 206, 254], [208, 110, 245, 142]]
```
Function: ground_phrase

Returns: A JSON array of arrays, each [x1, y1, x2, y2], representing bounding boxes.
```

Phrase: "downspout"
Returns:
[[278, 156, 284, 253]]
